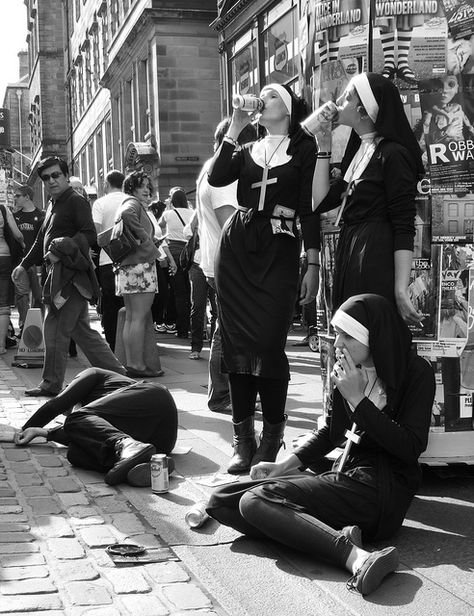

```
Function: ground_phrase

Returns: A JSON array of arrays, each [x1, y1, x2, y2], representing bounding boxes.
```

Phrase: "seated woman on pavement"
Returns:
[[14, 367, 177, 486], [206, 293, 435, 596]]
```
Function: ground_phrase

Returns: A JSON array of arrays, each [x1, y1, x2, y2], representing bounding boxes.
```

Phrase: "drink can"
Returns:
[[232, 94, 264, 112], [151, 454, 169, 494], [300, 101, 339, 136], [185, 501, 210, 529]]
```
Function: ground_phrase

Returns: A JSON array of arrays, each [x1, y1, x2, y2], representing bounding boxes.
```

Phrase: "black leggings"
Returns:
[[228, 373, 288, 424]]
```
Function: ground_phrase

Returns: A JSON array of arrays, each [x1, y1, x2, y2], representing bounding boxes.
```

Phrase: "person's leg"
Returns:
[[70, 290, 125, 375], [207, 279, 230, 412], [121, 292, 155, 371], [97, 264, 123, 351], [41, 290, 86, 393], [13, 266, 31, 332], [227, 374, 258, 473], [207, 283, 217, 342], [188, 263, 207, 355], [28, 266, 43, 310], [168, 243, 190, 337], [251, 376, 288, 465], [155, 265, 169, 325]]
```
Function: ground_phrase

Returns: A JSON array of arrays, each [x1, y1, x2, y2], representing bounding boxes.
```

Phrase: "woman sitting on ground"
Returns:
[[207, 293, 435, 596]]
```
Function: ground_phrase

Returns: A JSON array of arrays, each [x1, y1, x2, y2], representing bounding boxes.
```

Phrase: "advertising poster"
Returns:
[[372, 3, 446, 84], [418, 74, 474, 193], [432, 192, 474, 242], [441, 0, 474, 41], [316, 231, 339, 333]]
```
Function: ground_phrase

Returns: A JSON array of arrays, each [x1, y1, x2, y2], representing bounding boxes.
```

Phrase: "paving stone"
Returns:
[[0, 487, 15, 497], [77, 526, 119, 548], [0, 523, 30, 532], [0, 532, 35, 543], [28, 497, 62, 515], [0, 513, 28, 522], [58, 492, 89, 507], [35, 455, 63, 468], [94, 496, 131, 514], [73, 609, 121, 616], [0, 543, 39, 554], [15, 474, 43, 486], [70, 514, 105, 527], [100, 567, 151, 593], [0, 498, 19, 506], [44, 468, 68, 477], [4, 450, 30, 462], [72, 469, 104, 484], [0, 505, 23, 519], [145, 562, 190, 583], [0, 553, 45, 567], [129, 534, 163, 548], [54, 560, 99, 582], [0, 594, 62, 612], [34, 515, 74, 538], [110, 513, 147, 535], [0, 577, 57, 595], [162, 583, 212, 610], [1, 565, 49, 580], [9, 462, 36, 473], [86, 484, 118, 498], [65, 581, 113, 606], [22, 486, 51, 497], [49, 477, 81, 493], [120, 595, 169, 616], [67, 505, 100, 519], [47, 538, 85, 560]]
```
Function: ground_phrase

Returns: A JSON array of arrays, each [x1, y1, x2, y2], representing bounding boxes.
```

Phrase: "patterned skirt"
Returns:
[[115, 261, 158, 295]]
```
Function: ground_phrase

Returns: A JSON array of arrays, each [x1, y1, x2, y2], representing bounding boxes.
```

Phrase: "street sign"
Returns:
[[0, 109, 11, 148]]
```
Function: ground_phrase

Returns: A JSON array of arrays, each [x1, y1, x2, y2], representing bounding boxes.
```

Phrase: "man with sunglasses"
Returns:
[[12, 157, 126, 397], [12, 185, 45, 333]]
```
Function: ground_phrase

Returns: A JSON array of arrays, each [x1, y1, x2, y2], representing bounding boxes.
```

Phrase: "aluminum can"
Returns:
[[232, 94, 264, 112], [151, 454, 169, 494], [301, 101, 339, 136], [185, 501, 210, 529]]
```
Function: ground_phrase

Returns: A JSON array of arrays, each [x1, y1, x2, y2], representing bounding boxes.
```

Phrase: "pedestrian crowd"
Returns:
[[8, 73, 436, 598]]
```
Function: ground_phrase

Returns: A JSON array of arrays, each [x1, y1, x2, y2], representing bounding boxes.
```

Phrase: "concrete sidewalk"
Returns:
[[0, 323, 473, 615]]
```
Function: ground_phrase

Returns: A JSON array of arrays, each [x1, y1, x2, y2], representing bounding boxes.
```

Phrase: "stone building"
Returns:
[[1, 51, 31, 204], [65, 0, 221, 199]]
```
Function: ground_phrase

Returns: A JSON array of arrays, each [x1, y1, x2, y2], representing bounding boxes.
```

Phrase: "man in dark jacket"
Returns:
[[12, 156, 125, 397]]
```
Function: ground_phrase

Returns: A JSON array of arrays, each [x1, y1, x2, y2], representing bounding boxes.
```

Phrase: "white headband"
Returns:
[[261, 84, 293, 116], [331, 310, 369, 347], [350, 74, 379, 123]]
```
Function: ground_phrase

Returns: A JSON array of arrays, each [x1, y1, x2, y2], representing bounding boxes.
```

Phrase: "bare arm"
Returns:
[[394, 250, 423, 324]]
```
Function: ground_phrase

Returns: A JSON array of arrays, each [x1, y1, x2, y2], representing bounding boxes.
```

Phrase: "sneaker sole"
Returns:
[[127, 457, 175, 487], [104, 445, 156, 486], [358, 547, 399, 595]]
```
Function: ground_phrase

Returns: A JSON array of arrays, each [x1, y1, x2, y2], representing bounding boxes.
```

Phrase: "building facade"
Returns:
[[65, 0, 221, 199]]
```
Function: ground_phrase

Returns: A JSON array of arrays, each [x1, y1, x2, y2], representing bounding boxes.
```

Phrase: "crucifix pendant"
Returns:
[[337, 422, 360, 472], [251, 165, 278, 211]]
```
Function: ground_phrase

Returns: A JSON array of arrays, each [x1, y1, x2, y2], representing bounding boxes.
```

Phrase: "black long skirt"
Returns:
[[215, 211, 300, 379]]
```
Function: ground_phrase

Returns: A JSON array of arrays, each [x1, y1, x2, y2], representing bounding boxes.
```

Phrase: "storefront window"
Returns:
[[229, 29, 258, 96], [263, 2, 298, 85]]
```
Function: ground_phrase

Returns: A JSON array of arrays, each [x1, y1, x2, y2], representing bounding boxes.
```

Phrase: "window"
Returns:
[[100, 7, 109, 71], [96, 129, 104, 180], [465, 202, 474, 217], [230, 30, 258, 96], [88, 140, 95, 185], [448, 220, 459, 234], [137, 59, 149, 139], [111, 0, 119, 36], [448, 203, 458, 217], [263, 2, 298, 85], [105, 116, 113, 169]]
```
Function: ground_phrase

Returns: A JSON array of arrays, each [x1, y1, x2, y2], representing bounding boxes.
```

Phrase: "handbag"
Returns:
[[179, 229, 199, 271], [97, 218, 139, 264], [0, 204, 23, 267]]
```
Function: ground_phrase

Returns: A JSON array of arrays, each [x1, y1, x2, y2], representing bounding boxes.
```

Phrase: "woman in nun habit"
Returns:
[[313, 72, 425, 324], [206, 294, 435, 596]]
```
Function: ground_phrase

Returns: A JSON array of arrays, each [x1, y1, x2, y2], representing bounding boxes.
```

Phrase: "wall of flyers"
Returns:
[[299, 0, 474, 447]]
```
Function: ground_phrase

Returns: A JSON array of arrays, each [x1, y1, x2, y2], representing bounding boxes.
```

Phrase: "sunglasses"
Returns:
[[13, 194, 23, 198], [41, 171, 63, 182]]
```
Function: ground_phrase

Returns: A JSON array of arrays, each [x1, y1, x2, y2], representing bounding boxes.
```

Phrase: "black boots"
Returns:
[[251, 415, 287, 466], [227, 416, 256, 474]]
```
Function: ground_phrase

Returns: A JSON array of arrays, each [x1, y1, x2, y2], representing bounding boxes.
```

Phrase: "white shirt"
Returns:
[[92, 191, 125, 266], [161, 207, 193, 242], [196, 159, 238, 277]]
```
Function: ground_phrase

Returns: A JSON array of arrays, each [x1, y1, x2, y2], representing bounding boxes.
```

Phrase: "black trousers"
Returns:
[[62, 381, 177, 472], [96, 263, 124, 351]]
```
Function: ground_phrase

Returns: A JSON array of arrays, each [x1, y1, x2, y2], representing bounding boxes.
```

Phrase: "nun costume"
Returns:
[[208, 83, 319, 473], [317, 73, 424, 311], [206, 294, 435, 596]]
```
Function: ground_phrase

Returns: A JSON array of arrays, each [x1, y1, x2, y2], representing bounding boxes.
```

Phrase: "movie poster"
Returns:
[[432, 192, 474, 242], [418, 74, 474, 193], [372, 1, 446, 84]]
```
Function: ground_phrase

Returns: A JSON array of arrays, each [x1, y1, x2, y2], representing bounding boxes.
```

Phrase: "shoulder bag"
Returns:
[[97, 217, 139, 264]]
